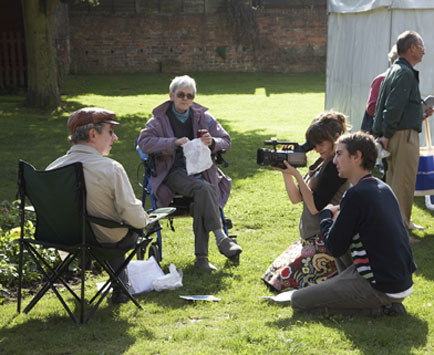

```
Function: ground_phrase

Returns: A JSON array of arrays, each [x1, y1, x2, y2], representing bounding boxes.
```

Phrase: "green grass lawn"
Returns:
[[1, 73, 434, 354]]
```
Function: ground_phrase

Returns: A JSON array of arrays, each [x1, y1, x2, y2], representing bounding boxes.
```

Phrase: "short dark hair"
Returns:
[[338, 132, 377, 171], [305, 111, 348, 146], [396, 31, 421, 55]]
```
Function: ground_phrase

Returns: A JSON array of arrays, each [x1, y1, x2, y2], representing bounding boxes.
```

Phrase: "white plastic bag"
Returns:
[[182, 138, 213, 175], [127, 256, 165, 294], [426, 195, 434, 211], [374, 141, 390, 176], [152, 264, 183, 292]]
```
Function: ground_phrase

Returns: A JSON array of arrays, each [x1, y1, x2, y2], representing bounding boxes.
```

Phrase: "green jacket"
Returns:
[[373, 58, 423, 138]]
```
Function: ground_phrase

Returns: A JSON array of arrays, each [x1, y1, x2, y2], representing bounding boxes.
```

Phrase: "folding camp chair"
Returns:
[[136, 146, 236, 263], [16, 160, 174, 324]]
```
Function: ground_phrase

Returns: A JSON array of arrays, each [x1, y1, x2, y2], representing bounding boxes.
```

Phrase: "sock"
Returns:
[[214, 229, 228, 246]]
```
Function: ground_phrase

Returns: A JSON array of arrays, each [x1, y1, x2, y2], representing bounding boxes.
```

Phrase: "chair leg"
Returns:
[[23, 245, 79, 323], [87, 240, 152, 311], [89, 253, 141, 309], [23, 249, 81, 315], [80, 248, 86, 324], [17, 239, 24, 314]]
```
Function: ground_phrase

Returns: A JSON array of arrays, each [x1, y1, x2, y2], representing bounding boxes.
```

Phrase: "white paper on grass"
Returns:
[[182, 139, 213, 175], [127, 256, 165, 294], [179, 295, 221, 301]]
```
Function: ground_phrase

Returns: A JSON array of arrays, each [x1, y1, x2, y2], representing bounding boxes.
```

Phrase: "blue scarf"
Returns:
[[172, 104, 190, 123]]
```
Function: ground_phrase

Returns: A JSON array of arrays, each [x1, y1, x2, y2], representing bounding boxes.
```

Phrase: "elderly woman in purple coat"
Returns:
[[137, 75, 241, 271]]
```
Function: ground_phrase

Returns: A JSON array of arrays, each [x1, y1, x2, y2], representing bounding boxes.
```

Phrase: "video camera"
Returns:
[[257, 140, 314, 169]]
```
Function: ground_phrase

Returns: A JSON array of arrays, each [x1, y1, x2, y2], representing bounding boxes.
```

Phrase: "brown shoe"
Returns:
[[194, 257, 217, 271], [218, 238, 242, 258]]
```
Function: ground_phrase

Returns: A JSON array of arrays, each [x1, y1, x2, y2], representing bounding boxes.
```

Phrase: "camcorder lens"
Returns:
[[257, 140, 312, 168]]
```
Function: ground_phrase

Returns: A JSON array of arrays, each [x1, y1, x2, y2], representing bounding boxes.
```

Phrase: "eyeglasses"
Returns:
[[176, 91, 195, 100], [103, 125, 115, 137]]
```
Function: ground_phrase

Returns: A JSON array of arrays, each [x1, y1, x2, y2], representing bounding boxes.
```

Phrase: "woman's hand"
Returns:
[[199, 132, 213, 146], [271, 160, 298, 176], [175, 137, 189, 146]]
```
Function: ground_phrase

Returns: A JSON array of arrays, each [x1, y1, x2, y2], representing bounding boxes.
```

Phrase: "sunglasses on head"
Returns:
[[176, 91, 195, 100]]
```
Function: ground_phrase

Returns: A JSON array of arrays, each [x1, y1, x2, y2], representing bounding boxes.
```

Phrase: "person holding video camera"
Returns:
[[290, 132, 415, 316], [262, 111, 350, 292]]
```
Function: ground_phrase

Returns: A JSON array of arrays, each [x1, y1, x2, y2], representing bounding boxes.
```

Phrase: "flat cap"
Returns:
[[67, 107, 119, 133]]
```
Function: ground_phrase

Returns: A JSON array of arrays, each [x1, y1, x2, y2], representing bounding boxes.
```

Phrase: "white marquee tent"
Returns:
[[325, 0, 434, 145]]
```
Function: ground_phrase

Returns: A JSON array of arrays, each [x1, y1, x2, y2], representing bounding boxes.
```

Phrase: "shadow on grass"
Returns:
[[136, 264, 240, 308], [269, 312, 428, 353], [0, 310, 147, 353], [408, 197, 434, 281], [0, 94, 305, 201], [63, 72, 325, 97], [411, 236, 434, 282]]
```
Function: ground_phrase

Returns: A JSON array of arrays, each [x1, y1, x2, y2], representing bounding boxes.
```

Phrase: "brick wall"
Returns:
[[68, 1, 327, 74]]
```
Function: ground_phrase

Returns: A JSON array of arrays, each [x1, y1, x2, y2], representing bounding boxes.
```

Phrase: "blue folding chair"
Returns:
[[136, 145, 235, 262]]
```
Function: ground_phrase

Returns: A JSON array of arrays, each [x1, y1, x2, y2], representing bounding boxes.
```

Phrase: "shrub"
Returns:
[[0, 200, 60, 301]]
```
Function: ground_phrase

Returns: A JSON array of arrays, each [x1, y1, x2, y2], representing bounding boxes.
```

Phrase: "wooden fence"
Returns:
[[0, 31, 26, 89]]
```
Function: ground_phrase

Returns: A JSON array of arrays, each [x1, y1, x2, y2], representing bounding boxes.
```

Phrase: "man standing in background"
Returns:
[[373, 30, 433, 234]]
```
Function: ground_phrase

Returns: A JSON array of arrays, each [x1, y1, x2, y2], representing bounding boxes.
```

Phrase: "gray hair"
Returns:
[[69, 122, 105, 144], [396, 31, 422, 55], [169, 75, 197, 95], [388, 44, 398, 65]]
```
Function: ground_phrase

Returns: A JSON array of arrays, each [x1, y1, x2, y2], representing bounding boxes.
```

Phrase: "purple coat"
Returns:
[[137, 100, 232, 208]]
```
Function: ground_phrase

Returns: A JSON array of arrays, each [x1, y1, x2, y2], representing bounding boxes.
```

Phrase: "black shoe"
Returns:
[[383, 302, 407, 316], [111, 289, 129, 304]]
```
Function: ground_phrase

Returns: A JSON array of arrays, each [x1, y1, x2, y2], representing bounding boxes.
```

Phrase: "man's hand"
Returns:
[[378, 136, 390, 150], [424, 107, 434, 119], [324, 203, 340, 220], [199, 132, 213, 146], [175, 137, 189, 146]]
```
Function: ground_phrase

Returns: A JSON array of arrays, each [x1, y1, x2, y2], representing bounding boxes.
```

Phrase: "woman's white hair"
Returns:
[[169, 75, 197, 95], [388, 44, 398, 65]]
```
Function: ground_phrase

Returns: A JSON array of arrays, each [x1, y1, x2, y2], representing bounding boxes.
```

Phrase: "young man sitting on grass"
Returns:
[[290, 132, 416, 316]]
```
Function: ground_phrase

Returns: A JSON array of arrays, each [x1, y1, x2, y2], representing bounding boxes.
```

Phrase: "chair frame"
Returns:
[[16, 160, 171, 324], [136, 148, 235, 262]]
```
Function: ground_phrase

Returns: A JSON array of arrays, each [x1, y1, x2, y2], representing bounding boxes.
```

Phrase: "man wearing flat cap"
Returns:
[[47, 107, 150, 304]]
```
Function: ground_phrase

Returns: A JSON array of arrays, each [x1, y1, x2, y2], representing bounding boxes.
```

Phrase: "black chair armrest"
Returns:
[[86, 207, 176, 232], [86, 215, 133, 229], [213, 150, 229, 168]]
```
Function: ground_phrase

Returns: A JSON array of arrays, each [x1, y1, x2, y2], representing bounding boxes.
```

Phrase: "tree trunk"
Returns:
[[21, 0, 60, 109]]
